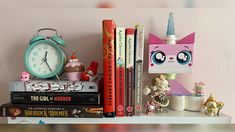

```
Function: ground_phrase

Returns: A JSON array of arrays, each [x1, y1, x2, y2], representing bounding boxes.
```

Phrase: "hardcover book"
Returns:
[[115, 27, 126, 117], [9, 79, 100, 92], [125, 28, 135, 116], [134, 25, 145, 116], [102, 20, 116, 117], [10, 92, 100, 105], [0, 103, 103, 118]]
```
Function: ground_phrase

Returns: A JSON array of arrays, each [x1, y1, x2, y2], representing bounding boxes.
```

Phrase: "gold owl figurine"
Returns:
[[203, 94, 224, 116]]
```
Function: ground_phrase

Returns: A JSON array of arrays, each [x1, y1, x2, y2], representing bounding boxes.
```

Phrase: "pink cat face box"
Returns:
[[148, 32, 195, 73]]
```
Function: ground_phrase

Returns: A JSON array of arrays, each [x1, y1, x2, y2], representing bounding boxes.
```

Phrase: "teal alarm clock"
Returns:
[[24, 28, 67, 79]]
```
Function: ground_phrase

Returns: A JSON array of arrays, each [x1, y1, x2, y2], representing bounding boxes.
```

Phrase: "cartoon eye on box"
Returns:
[[148, 33, 195, 73]]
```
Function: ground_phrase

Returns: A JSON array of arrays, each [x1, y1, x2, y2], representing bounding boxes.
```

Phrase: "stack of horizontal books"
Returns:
[[0, 78, 104, 120]]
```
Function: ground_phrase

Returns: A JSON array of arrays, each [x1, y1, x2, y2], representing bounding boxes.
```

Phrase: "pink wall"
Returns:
[[1, 0, 235, 8], [0, 8, 234, 122]]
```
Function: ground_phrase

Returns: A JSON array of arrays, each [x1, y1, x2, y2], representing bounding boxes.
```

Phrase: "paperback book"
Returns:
[[0, 103, 103, 118], [115, 27, 126, 117], [9, 79, 100, 92], [134, 25, 145, 116], [11, 92, 100, 105], [125, 28, 135, 116]]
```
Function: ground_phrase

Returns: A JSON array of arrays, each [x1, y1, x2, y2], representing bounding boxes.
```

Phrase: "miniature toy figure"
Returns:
[[20, 71, 30, 82], [148, 13, 195, 74], [217, 102, 224, 116], [64, 52, 85, 81], [151, 91, 170, 112], [194, 82, 205, 96], [203, 94, 224, 116], [145, 100, 157, 115], [152, 75, 170, 92], [81, 61, 99, 81], [143, 77, 170, 114]]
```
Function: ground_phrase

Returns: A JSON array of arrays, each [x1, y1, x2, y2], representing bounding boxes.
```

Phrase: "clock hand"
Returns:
[[45, 61, 52, 72], [45, 59, 60, 80], [41, 51, 48, 65], [44, 51, 48, 59]]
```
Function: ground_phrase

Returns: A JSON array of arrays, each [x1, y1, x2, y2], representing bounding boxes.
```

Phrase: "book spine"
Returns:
[[134, 25, 145, 116], [102, 20, 116, 117], [125, 28, 135, 116], [0, 103, 103, 118], [115, 27, 125, 117], [11, 92, 100, 105], [9, 80, 99, 92]]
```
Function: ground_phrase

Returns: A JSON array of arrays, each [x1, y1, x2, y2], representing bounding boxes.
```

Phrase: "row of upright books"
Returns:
[[102, 20, 145, 117]]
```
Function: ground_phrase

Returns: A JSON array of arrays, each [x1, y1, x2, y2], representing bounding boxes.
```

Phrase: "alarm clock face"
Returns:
[[25, 42, 64, 78]]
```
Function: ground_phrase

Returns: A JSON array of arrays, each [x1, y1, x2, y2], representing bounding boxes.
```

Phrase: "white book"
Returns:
[[134, 25, 145, 116], [115, 27, 126, 116]]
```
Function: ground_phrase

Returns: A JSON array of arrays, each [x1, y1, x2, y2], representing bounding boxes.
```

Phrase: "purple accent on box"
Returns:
[[167, 80, 192, 96]]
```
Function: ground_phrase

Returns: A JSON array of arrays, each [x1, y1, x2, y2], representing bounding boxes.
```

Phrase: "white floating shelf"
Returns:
[[3, 110, 231, 124]]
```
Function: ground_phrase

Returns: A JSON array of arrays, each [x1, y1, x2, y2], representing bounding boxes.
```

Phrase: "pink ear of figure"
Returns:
[[177, 32, 195, 44], [148, 33, 164, 44]]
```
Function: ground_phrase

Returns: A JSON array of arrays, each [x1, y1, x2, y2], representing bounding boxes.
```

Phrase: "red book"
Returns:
[[102, 20, 116, 117], [115, 27, 125, 117], [125, 28, 135, 116]]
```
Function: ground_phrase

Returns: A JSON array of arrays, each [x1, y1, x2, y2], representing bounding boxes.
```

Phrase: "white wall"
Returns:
[[0, 8, 234, 123]]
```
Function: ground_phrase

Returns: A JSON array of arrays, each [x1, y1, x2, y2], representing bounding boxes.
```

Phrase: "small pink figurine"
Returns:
[[194, 82, 205, 96], [81, 61, 98, 81], [20, 71, 30, 82], [145, 100, 158, 115], [64, 52, 85, 81]]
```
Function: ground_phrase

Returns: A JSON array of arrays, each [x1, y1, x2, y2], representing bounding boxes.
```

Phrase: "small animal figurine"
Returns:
[[20, 71, 30, 82], [152, 75, 170, 92], [145, 100, 157, 115], [81, 61, 99, 81], [203, 94, 224, 116], [194, 82, 205, 96]]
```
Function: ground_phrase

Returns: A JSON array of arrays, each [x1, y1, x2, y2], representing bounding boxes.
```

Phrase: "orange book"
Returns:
[[102, 20, 116, 117]]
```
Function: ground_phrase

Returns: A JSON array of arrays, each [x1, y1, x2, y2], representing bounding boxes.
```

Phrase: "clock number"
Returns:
[[44, 45, 48, 49], [33, 52, 37, 56]]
